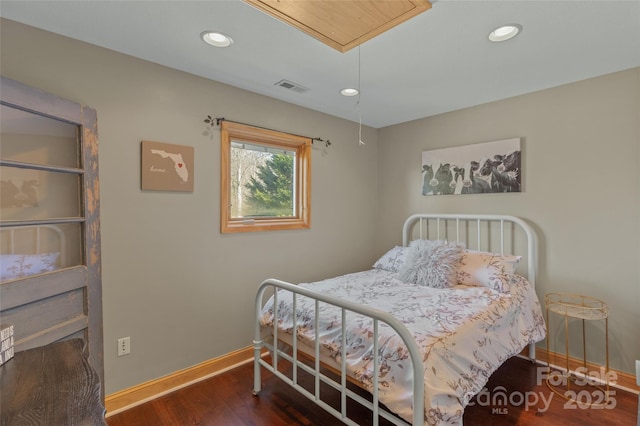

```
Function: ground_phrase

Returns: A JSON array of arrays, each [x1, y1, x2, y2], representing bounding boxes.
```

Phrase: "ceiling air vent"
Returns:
[[274, 79, 309, 94]]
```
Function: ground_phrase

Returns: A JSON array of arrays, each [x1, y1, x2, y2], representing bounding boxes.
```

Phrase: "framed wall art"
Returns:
[[421, 138, 521, 195], [141, 140, 194, 192]]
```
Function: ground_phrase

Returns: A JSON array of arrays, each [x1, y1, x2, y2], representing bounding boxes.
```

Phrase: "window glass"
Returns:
[[0, 223, 83, 282], [0, 167, 81, 220], [0, 103, 85, 281], [230, 141, 296, 219], [0, 105, 79, 168]]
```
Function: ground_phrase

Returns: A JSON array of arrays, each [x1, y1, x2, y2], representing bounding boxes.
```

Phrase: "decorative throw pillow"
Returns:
[[372, 246, 407, 273], [0, 252, 59, 281], [456, 250, 521, 292], [397, 239, 465, 288]]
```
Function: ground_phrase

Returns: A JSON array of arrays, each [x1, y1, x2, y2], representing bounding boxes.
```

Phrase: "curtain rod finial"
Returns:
[[203, 115, 225, 127]]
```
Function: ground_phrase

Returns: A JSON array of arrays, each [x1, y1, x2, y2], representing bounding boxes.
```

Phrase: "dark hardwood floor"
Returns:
[[107, 356, 638, 426]]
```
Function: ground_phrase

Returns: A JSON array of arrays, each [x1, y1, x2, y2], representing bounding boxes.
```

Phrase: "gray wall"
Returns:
[[1, 19, 379, 394], [377, 67, 640, 374], [2, 17, 638, 395]]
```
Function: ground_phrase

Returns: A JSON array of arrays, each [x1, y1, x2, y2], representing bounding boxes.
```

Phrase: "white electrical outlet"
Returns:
[[117, 337, 131, 357]]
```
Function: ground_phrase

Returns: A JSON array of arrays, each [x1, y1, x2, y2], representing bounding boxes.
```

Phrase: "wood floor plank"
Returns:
[[107, 356, 638, 425]]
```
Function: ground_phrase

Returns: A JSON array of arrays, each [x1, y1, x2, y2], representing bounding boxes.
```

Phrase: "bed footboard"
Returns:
[[253, 278, 425, 426]]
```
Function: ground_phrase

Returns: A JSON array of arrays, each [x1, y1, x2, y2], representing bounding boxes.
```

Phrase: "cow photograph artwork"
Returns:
[[422, 138, 521, 195]]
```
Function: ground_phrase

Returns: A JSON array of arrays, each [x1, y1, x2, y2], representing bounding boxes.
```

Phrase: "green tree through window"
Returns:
[[245, 154, 294, 217]]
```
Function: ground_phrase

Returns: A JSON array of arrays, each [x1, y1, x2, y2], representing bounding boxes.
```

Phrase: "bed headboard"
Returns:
[[402, 214, 538, 288], [1, 224, 66, 254]]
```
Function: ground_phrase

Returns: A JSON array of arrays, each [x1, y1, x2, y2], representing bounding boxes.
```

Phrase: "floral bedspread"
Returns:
[[260, 269, 546, 425]]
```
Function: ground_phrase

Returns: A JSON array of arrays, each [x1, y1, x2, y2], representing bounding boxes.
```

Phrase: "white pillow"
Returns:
[[372, 246, 407, 273], [397, 240, 465, 288], [456, 250, 521, 292], [0, 252, 60, 281]]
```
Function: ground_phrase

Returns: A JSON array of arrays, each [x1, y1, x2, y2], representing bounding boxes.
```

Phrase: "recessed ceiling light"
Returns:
[[201, 31, 233, 48], [341, 88, 359, 97], [488, 24, 522, 42]]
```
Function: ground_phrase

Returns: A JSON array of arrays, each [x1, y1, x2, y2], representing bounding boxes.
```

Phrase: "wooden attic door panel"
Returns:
[[0, 76, 103, 398], [245, 0, 432, 52]]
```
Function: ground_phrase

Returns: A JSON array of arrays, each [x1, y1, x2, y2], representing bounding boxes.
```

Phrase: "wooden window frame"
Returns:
[[220, 121, 311, 233]]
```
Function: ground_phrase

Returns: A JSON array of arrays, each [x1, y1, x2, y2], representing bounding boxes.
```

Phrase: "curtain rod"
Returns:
[[204, 115, 331, 148]]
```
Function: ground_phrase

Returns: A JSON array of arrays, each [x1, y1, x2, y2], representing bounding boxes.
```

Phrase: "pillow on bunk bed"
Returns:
[[372, 246, 407, 273], [0, 252, 59, 281], [456, 250, 521, 292], [397, 239, 464, 288]]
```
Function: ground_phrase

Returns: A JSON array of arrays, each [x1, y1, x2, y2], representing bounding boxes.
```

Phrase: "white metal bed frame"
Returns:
[[253, 213, 539, 426], [1, 224, 66, 254]]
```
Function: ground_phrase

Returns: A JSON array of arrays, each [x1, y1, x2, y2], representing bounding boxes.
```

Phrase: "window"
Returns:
[[220, 121, 311, 233], [0, 76, 103, 382], [0, 104, 85, 276]]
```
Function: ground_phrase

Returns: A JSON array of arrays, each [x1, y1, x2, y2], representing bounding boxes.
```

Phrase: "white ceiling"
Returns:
[[2, 0, 639, 128]]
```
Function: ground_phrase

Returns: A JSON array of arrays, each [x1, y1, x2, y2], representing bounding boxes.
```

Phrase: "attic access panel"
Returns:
[[244, 0, 432, 53]]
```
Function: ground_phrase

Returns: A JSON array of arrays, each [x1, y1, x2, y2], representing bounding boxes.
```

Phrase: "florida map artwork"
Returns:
[[141, 140, 194, 192]]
